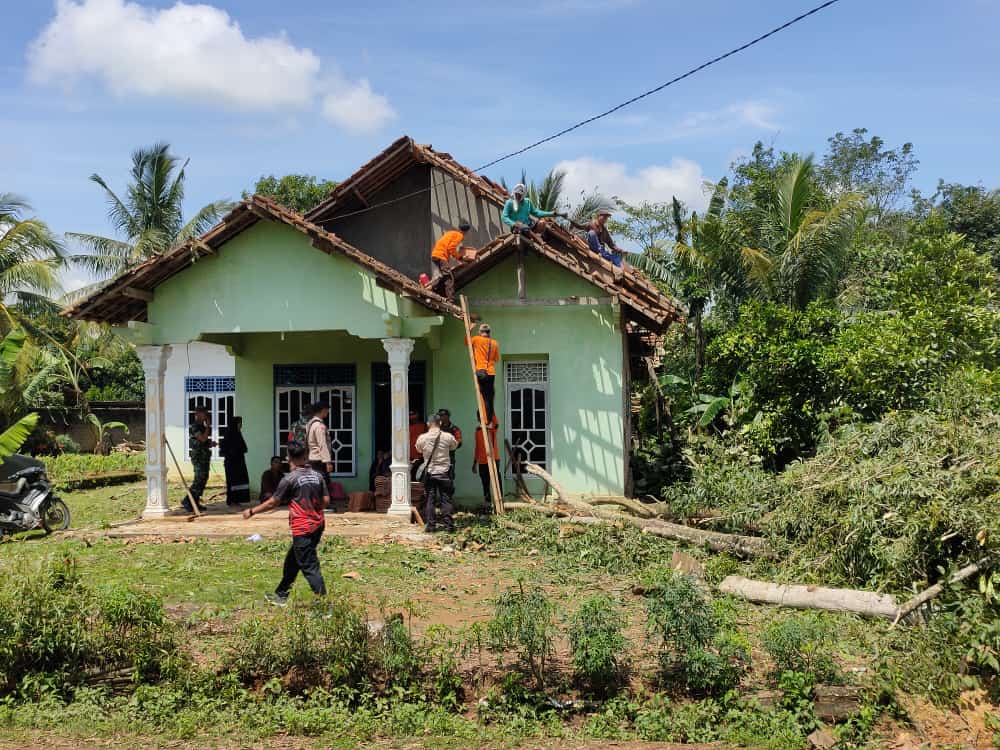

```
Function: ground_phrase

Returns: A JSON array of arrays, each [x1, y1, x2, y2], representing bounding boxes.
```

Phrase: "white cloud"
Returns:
[[675, 100, 779, 134], [321, 78, 396, 134], [555, 156, 711, 212], [27, 0, 394, 133]]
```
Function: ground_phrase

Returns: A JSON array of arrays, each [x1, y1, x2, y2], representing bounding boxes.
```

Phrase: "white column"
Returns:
[[137, 345, 172, 518], [381, 337, 415, 518]]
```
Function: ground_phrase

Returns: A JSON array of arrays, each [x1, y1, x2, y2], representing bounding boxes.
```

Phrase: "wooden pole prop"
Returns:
[[164, 437, 201, 517], [459, 294, 503, 514]]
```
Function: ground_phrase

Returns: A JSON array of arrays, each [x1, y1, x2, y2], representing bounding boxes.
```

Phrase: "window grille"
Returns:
[[505, 360, 549, 471], [184, 377, 235, 459], [273, 365, 357, 476]]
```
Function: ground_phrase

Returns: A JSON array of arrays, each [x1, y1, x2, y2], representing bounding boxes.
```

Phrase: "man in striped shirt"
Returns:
[[244, 440, 328, 606]]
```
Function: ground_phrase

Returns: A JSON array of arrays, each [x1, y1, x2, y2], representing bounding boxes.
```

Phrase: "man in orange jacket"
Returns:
[[466, 320, 500, 422], [430, 220, 472, 282], [472, 413, 500, 513]]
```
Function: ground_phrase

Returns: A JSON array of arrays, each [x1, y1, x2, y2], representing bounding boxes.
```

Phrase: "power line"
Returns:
[[473, 0, 843, 172], [322, 0, 843, 224]]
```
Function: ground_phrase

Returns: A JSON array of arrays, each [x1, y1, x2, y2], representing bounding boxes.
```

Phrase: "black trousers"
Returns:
[[478, 462, 501, 508], [424, 475, 455, 531], [477, 373, 496, 422], [276, 526, 326, 596]]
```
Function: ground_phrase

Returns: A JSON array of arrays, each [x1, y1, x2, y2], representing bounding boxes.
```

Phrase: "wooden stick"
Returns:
[[459, 294, 503, 514], [892, 558, 991, 626], [411, 506, 425, 526], [164, 438, 201, 517]]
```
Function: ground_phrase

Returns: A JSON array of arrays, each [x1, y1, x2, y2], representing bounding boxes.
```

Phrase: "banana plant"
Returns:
[[685, 380, 746, 430], [85, 413, 129, 455], [0, 328, 39, 460], [0, 413, 39, 460]]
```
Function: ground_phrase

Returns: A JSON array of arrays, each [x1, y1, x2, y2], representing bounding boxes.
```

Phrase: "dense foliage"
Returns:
[[245, 173, 339, 214]]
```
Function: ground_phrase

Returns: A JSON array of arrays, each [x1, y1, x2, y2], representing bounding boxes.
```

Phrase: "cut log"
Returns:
[[892, 558, 991, 626], [584, 496, 657, 518], [718, 576, 899, 619], [814, 685, 863, 722]]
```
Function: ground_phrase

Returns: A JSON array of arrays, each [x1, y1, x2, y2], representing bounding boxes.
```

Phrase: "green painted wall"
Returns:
[[235, 331, 433, 494], [147, 220, 431, 345], [435, 252, 626, 502]]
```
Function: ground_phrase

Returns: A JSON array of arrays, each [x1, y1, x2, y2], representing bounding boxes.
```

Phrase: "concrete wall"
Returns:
[[37, 402, 144, 453], [164, 342, 234, 472], [324, 165, 432, 281], [433, 253, 627, 501]]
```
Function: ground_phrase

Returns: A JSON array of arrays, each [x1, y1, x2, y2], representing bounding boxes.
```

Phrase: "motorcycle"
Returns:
[[0, 453, 70, 537]]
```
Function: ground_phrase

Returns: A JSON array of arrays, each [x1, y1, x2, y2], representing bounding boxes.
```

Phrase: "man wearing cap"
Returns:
[[587, 208, 624, 268], [430, 220, 473, 282], [502, 183, 564, 235], [436, 408, 462, 480]]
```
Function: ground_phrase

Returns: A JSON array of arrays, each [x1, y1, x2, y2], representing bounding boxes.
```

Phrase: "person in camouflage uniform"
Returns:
[[187, 407, 215, 512]]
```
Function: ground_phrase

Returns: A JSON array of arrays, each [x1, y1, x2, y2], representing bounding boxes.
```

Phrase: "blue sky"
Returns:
[[2, 0, 998, 290]]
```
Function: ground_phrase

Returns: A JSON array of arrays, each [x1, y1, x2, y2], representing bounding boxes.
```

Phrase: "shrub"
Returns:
[[487, 581, 556, 689], [372, 614, 423, 691], [41, 452, 145, 489], [227, 596, 370, 693], [422, 625, 464, 709], [0, 555, 179, 698], [568, 595, 628, 696], [645, 572, 749, 695], [761, 614, 840, 683], [54, 434, 81, 454]]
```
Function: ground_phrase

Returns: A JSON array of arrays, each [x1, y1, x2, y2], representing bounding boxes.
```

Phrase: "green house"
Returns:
[[67, 137, 680, 518]]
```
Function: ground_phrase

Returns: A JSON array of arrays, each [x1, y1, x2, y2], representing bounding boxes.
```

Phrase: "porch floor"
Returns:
[[100, 501, 430, 543]]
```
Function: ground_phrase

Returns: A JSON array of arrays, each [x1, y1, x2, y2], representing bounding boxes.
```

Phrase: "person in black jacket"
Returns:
[[221, 416, 250, 506]]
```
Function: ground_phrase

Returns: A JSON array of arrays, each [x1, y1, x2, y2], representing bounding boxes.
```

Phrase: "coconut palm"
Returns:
[[0, 194, 66, 324], [747, 156, 863, 310], [68, 143, 232, 279]]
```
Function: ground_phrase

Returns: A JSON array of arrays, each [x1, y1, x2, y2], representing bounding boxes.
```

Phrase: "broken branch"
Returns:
[[718, 575, 899, 619]]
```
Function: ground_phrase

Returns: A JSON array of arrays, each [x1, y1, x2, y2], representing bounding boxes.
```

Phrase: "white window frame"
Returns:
[[505, 361, 550, 475], [274, 384, 356, 477], [184, 376, 236, 459]]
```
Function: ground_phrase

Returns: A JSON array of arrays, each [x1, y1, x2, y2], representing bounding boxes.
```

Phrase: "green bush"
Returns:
[[227, 596, 370, 693], [372, 614, 423, 691], [0, 555, 179, 698], [568, 595, 628, 696], [41, 452, 145, 488], [761, 614, 840, 683], [645, 572, 749, 695], [487, 581, 556, 689]]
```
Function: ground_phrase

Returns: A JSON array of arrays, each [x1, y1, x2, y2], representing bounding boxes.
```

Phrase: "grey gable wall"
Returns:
[[322, 165, 505, 282]]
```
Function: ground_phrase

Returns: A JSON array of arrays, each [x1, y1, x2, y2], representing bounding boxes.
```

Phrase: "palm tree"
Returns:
[[0, 194, 65, 324], [746, 156, 863, 310], [69, 143, 232, 279]]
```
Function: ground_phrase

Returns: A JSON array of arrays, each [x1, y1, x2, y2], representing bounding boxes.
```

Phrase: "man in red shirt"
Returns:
[[244, 440, 329, 606]]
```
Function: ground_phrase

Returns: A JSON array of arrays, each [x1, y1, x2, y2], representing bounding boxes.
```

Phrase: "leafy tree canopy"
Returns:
[[245, 174, 338, 214]]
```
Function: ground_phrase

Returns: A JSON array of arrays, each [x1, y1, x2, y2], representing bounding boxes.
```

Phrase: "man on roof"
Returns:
[[430, 220, 474, 282], [502, 183, 565, 235], [586, 208, 624, 268]]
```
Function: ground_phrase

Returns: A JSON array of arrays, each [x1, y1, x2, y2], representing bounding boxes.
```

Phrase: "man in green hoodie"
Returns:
[[501, 183, 564, 235]]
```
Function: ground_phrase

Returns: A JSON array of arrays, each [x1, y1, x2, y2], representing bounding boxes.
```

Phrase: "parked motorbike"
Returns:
[[0, 453, 70, 537]]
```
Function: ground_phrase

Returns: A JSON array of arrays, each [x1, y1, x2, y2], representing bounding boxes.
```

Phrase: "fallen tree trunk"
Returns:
[[718, 575, 899, 619], [523, 463, 593, 513], [503, 502, 566, 517], [584, 496, 657, 518], [640, 520, 777, 559], [554, 509, 776, 559]]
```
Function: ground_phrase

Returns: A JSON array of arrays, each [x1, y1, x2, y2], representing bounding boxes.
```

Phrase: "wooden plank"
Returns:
[[122, 287, 153, 302], [459, 294, 503, 515], [516, 244, 526, 300], [352, 187, 369, 208], [469, 296, 614, 307]]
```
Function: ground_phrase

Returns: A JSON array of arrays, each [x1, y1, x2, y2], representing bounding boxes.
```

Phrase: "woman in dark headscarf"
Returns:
[[221, 416, 250, 506]]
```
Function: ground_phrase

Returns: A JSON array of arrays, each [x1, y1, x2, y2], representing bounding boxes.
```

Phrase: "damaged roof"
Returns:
[[63, 195, 463, 324], [306, 135, 508, 224], [443, 219, 684, 332]]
